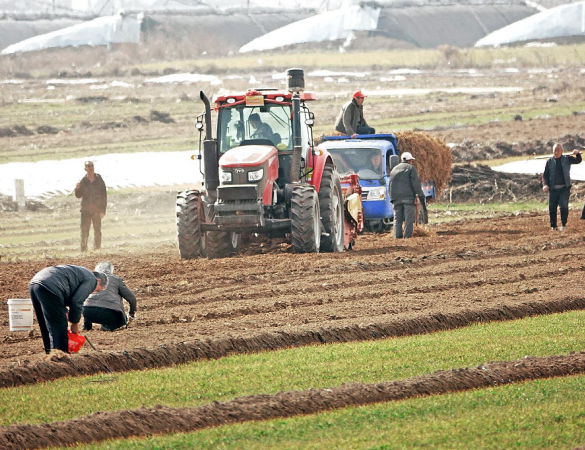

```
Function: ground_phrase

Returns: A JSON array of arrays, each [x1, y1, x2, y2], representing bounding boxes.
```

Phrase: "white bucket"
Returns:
[[8, 298, 34, 331]]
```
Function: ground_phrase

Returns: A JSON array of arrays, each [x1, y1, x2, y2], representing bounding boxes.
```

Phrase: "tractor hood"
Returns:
[[219, 145, 277, 168]]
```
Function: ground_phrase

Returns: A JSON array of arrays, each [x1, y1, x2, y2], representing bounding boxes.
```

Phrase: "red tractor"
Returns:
[[176, 68, 363, 258]]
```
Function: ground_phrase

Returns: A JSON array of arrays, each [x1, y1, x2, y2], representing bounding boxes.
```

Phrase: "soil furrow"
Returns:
[[2, 296, 584, 388], [1, 352, 584, 450]]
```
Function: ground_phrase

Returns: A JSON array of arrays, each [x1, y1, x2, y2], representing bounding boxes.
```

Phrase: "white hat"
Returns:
[[401, 152, 415, 161]]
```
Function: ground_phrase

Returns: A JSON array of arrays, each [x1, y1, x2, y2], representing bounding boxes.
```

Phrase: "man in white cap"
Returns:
[[389, 152, 426, 239]]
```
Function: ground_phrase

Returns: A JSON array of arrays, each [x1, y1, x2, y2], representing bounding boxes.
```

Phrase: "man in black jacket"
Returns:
[[542, 143, 582, 231], [334, 90, 375, 138], [29, 265, 106, 354], [75, 161, 107, 251], [389, 152, 425, 239]]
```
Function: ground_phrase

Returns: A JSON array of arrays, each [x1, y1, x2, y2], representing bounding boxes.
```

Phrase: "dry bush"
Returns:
[[412, 225, 434, 237], [395, 131, 452, 196], [437, 44, 465, 68]]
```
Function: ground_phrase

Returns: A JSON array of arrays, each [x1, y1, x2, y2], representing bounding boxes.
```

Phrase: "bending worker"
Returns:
[[29, 265, 107, 354], [335, 90, 375, 138], [389, 152, 425, 239], [83, 261, 137, 332]]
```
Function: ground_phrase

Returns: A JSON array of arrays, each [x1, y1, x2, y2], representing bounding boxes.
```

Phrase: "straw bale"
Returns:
[[395, 131, 452, 196]]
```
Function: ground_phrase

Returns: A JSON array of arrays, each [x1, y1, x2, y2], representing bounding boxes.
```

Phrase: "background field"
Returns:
[[1, 43, 585, 449]]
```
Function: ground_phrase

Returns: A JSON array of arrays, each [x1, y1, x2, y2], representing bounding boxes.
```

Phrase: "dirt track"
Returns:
[[2, 212, 585, 378]]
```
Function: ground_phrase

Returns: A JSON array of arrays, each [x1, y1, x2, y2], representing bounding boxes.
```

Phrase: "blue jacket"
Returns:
[[543, 153, 582, 189], [30, 265, 97, 324]]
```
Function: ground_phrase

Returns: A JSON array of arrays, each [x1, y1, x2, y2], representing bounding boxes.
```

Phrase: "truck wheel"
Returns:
[[206, 231, 241, 259], [417, 201, 428, 225], [319, 164, 345, 252], [291, 184, 321, 253], [176, 190, 203, 259]]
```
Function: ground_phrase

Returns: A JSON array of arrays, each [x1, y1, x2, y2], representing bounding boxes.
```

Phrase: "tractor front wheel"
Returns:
[[206, 231, 241, 259], [291, 184, 321, 253]]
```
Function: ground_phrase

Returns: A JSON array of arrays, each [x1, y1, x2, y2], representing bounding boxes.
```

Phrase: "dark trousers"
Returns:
[[81, 211, 102, 251], [29, 284, 69, 354], [357, 126, 376, 135], [548, 187, 570, 228], [83, 306, 127, 331], [393, 201, 415, 239]]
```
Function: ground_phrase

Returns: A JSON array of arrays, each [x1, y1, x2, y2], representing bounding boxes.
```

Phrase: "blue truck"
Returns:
[[317, 134, 435, 232]]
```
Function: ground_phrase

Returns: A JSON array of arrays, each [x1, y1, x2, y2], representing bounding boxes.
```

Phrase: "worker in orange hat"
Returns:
[[334, 90, 376, 138]]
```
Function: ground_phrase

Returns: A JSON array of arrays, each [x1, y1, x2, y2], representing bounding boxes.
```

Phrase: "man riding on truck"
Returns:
[[335, 90, 375, 138]]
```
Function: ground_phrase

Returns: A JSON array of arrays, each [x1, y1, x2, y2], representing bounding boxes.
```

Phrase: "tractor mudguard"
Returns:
[[308, 152, 332, 191]]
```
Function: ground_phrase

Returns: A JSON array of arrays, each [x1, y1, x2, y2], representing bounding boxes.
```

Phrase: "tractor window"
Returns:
[[218, 104, 292, 153], [328, 148, 383, 179]]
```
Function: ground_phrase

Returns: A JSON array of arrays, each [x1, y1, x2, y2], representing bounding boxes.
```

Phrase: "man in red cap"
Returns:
[[334, 90, 375, 138]]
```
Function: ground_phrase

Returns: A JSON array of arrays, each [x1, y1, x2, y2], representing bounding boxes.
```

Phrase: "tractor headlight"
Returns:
[[366, 187, 386, 200], [219, 169, 232, 183], [247, 168, 264, 182]]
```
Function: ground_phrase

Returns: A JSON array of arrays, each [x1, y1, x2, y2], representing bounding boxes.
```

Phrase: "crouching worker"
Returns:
[[83, 261, 137, 332], [29, 265, 107, 354]]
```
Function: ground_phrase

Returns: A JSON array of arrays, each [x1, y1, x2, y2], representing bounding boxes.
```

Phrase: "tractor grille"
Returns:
[[217, 185, 258, 201]]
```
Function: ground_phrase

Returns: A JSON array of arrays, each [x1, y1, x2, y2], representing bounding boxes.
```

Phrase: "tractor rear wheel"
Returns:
[[319, 164, 344, 252], [206, 231, 241, 259], [176, 190, 204, 259], [291, 184, 321, 253]]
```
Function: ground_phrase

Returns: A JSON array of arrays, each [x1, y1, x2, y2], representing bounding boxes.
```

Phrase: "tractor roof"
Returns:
[[214, 88, 316, 106]]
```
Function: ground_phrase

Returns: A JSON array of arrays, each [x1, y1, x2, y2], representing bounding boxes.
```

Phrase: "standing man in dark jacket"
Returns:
[[335, 90, 375, 138], [83, 261, 138, 332], [389, 152, 425, 239], [542, 143, 581, 231], [75, 161, 107, 252], [29, 265, 106, 354]]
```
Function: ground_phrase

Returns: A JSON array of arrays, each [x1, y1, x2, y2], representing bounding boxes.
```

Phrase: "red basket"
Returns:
[[68, 330, 86, 353]]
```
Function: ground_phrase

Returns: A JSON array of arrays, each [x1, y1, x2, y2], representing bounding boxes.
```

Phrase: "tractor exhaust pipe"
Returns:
[[200, 91, 213, 140], [200, 91, 219, 193], [287, 68, 305, 183]]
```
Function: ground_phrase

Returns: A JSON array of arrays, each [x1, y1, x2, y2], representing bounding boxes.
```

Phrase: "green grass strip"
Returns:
[[1, 311, 585, 427], [68, 375, 585, 450]]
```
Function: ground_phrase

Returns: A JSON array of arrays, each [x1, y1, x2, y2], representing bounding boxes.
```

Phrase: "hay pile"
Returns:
[[395, 131, 452, 196]]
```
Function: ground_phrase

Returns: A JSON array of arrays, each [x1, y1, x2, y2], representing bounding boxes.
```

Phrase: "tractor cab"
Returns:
[[213, 89, 316, 189]]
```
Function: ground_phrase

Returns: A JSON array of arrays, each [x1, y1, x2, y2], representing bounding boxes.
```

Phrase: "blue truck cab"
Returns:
[[318, 134, 435, 232]]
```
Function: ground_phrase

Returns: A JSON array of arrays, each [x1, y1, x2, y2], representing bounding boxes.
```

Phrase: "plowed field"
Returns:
[[3, 211, 585, 448], [2, 212, 585, 378]]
